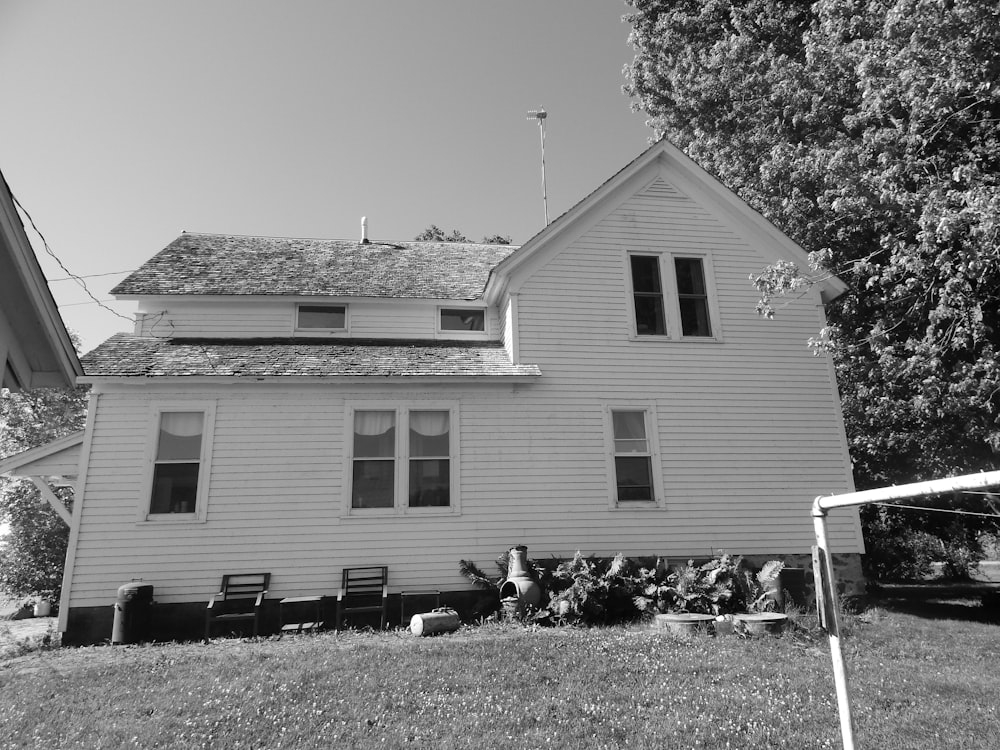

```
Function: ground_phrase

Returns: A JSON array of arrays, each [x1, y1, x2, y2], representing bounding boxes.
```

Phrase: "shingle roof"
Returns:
[[111, 233, 520, 300], [80, 334, 541, 379]]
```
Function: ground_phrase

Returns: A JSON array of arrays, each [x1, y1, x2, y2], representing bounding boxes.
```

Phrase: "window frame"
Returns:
[[626, 251, 722, 342], [344, 402, 461, 517], [436, 306, 489, 339], [294, 303, 349, 335], [602, 402, 664, 509], [139, 401, 216, 524]]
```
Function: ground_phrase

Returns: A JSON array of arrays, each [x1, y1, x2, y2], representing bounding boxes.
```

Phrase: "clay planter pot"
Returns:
[[653, 613, 715, 637], [733, 612, 788, 636]]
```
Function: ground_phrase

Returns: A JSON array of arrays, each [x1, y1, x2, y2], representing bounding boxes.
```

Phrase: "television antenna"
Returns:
[[527, 108, 549, 225]]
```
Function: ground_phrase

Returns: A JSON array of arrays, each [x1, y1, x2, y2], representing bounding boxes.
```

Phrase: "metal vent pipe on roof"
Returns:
[[361, 216, 369, 244]]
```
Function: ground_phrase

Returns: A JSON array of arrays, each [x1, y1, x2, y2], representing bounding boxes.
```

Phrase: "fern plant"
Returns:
[[543, 552, 634, 625], [657, 555, 741, 615], [735, 559, 786, 613]]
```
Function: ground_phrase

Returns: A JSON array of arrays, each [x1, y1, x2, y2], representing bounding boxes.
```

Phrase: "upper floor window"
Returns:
[[440, 308, 485, 332], [297, 304, 346, 331], [628, 253, 717, 339], [674, 258, 712, 337], [349, 405, 458, 514], [630, 256, 667, 336]]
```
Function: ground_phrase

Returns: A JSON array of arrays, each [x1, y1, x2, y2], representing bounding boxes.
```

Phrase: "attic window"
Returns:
[[440, 309, 485, 332], [297, 304, 346, 331]]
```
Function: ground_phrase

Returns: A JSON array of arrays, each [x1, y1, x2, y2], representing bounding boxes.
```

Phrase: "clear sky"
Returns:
[[0, 1, 654, 353]]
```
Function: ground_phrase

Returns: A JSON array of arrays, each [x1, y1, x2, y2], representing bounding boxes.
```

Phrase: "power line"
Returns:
[[49, 269, 134, 282], [11, 192, 133, 323], [60, 299, 121, 308], [874, 501, 1000, 519]]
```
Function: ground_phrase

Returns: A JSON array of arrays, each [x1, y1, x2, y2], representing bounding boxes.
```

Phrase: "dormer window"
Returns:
[[440, 308, 485, 332], [296, 304, 346, 331]]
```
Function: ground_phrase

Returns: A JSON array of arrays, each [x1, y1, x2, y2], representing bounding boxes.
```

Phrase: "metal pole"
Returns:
[[539, 115, 548, 225], [813, 503, 856, 750], [527, 109, 549, 225], [811, 468, 1000, 749], [816, 469, 1000, 513]]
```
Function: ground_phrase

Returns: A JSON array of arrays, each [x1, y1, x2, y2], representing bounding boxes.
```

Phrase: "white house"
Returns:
[[1, 139, 864, 643]]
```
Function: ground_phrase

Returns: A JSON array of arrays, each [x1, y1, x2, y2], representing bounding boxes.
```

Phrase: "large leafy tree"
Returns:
[[625, 0, 1000, 487], [0, 383, 89, 603], [624, 0, 1000, 575]]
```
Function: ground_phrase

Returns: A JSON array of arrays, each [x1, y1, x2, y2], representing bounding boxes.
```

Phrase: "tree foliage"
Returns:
[[624, 0, 1000, 573], [0, 383, 89, 602], [414, 225, 511, 244], [625, 0, 1000, 486]]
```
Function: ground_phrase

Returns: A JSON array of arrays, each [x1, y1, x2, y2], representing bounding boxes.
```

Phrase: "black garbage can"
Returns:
[[112, 582, 154, 645]]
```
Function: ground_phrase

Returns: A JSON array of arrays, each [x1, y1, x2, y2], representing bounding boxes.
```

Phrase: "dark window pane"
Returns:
[[354, 428, 395, 458], [633, 296, 666, 335], [440, 309, 485, 331], [674, 258, 707, 295], [679, 298, 712, 337], [352, 460, 394, 508], [150, 462, 199, 514], [615, 457, 653, 502], [298, 305, 346, 329], [630, 256, 662, 293], [409, 459, 450, 507]]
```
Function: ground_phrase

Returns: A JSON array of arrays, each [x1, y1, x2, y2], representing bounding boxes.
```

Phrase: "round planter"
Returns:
[[733, 612, 788, 636], [33, 599, 52, 617], [653, 613, 715, 636]]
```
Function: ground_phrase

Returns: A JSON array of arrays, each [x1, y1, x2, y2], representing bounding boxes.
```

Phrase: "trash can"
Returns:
[[112, 582, 154, 645]]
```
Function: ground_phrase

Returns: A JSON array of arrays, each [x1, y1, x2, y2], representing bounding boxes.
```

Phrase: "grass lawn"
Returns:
[[0, 601, 997, 749]]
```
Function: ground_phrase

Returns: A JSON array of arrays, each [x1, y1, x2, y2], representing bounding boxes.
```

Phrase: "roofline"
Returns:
[[116, 293, 490, 303], [484, 137, 848, 305], [175, 230, 510, 248], [0, 430, 85, 475], [0, 170, 83, 388], [80, 374, 542, 385]]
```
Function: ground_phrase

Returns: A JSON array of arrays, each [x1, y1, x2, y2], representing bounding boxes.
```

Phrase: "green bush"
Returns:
[[862, 505, 991, 582]]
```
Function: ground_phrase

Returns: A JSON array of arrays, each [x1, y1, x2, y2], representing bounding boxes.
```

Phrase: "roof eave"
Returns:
[[0, 430, 85, 476], [80, 373, 542, 385], [0, 171, 83, 389]]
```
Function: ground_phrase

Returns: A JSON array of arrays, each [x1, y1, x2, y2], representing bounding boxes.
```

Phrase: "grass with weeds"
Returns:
[[0, 603, 997, 749]]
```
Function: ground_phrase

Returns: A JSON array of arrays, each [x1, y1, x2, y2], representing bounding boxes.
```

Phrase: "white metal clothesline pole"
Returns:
[[812, 468, 1000, 750]]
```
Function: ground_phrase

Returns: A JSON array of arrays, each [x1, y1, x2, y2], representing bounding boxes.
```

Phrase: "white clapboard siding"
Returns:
[[67, 175, 861, 610], [134, 299, 500, 340]]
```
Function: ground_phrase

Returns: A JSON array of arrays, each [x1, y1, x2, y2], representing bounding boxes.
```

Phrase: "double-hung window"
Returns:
[[349, 405, 457, 514], [606, 406, 662, 507], [145, 405, 214, 521], [674, 258, 712, 337], [628, 253, 717, 339], [630, 255, 667, 336]]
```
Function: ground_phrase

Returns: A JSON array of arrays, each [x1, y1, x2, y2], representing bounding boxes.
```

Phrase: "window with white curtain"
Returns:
[[349, 406, 457, 512], [408, 410, 450, 507], [352, 410, 396, 509], [150, 411, 205, 515]]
